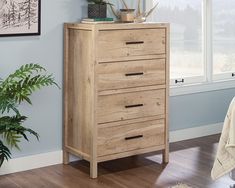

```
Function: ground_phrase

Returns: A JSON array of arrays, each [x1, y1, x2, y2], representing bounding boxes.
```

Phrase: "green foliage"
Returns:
[[0, 140, 11, 167], [0, 64, 58, 167]]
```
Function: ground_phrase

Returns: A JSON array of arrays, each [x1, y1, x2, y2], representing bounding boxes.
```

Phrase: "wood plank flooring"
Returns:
[[1, 134, 235, 188]]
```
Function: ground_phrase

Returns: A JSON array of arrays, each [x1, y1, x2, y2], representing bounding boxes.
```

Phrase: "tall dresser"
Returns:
[[63, 23, 170, 178]]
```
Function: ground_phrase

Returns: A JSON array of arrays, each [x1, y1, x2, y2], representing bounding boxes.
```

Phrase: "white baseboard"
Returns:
[[0, 151, 63, 176], [0, 122, 223, 176], [169, 122, 223, 143]]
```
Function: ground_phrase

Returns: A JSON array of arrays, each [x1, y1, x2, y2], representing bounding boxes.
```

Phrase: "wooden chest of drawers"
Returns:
[[63, 23, 170, 178]]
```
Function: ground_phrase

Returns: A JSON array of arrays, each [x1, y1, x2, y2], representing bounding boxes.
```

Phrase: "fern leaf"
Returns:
[[0, 139, 11, 167], [0, 115, 39, 149], [0, 63, 58, 165], [0, 95, 20, 115], [1, 64, 59, 105]]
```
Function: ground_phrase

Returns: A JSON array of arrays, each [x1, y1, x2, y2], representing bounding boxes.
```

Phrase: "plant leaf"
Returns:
[[0, 139, 11, 167]]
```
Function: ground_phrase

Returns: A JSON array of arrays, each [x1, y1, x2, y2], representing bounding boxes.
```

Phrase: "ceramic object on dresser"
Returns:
[[108, 0, 159, 23], [87, 0, 110, 18], [63, 23, 170, 178], [120, 9, 135, 22], [88, 4, 107, 18]]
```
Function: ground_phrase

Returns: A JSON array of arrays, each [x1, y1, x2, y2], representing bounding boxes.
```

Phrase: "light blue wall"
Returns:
[[170, 88, 235, 131], [0, 0, 234, 158], [0, 0, 87, 158]]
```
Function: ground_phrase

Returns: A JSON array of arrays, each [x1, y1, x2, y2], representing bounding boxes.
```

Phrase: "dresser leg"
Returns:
[[63, 150, 69, 164], [90, 161, 98, 178], [163, 148, 169, 163]]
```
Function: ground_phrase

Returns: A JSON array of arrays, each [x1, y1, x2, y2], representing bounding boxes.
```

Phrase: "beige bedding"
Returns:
[[211, 97, 235, 180]]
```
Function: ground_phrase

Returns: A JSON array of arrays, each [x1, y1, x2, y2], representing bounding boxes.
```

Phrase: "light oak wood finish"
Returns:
[[97, 29, 166, 60], [97, 89, 165, 123], [63, 23, 170, 178], [98, 119, 165, 156], [97, 58, 166, 91], [164, 23, 170, 163], [98, 84, 166, 96], [64, 29, 94, 158]]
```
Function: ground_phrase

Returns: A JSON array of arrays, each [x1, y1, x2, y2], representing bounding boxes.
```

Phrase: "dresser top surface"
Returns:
[[65, 22, 169, 30]]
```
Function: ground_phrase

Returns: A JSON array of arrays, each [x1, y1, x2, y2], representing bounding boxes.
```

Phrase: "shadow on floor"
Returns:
[[67, 134, 235, 188]]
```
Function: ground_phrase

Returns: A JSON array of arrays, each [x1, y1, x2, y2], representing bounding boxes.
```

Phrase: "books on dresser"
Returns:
[[81, 18, 114, 24]]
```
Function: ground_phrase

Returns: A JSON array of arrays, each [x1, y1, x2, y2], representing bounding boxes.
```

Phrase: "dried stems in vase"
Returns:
[[106, 0, 159, 23]]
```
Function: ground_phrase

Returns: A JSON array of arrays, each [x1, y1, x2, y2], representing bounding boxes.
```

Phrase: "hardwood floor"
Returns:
[[1, 134, 235, 188]]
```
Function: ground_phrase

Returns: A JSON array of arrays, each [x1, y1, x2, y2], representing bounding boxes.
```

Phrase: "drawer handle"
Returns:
[[125, 104, 144, 108], [125, 72, 144, 77], [125, 135, 143, 140], [126, 41, 144, 45], [232, 73, 235, 77], [175, 79, 184, 84]]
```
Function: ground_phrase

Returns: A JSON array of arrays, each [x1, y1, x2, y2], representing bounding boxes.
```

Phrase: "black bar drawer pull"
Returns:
[[175, 79, 184, 84], [125, 104, 144, 108], [126, 41, 144, 45], [125, 72, 144, 77], [232, 73, 235, 77], [125, 135, 143, 140]]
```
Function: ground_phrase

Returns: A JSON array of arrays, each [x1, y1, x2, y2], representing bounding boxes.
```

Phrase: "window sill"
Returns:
[[170, 79, 235, 96]]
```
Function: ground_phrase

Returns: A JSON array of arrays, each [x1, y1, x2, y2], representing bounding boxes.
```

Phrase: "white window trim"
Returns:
[[171, 79, 235, 96], [170, 76, 205, 86], [204, 0, 213, 83], [146, 0, 235, 96]]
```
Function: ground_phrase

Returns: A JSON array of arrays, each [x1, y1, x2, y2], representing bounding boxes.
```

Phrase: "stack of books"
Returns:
[[81, 18, 114, 24]]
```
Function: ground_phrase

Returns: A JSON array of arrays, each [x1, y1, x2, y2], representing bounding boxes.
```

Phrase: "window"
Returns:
[[147, 0, 235, 87], [213, 0, 235, 80], [152, 0, 203, 84]]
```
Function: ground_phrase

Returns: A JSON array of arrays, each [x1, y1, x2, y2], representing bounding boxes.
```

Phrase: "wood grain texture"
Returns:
[[98, 29, 166, 60], [97, 145, 165, 162], [63, 23, 169, 178], [66, 22, 169, 31], [163, 24, 170, 163], [64, 27, 94, 158], [98, 115, 166, 128], [97, 119, 165, 156], [90, 27, 98, 179], [98, 84, 166, 96], [97, 89, 165, 123], [97, 58, 166, 91], [3, 135, 235, 188], [98, 54, 167, 63]]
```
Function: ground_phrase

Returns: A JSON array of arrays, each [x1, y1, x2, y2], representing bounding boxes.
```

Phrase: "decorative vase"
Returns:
[[120, 9, 135, 23], [88, 4, 107, 18]]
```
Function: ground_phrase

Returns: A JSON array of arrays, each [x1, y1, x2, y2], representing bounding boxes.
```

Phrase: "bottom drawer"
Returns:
[[97, 119, 165, 156]]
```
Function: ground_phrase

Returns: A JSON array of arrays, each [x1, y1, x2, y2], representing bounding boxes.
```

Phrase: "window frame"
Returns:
[[146, 0, 235, 96], [211, 0, 235, 81]]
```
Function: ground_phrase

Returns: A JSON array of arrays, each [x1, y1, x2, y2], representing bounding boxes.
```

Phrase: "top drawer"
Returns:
[[97, 29, 166, 60]]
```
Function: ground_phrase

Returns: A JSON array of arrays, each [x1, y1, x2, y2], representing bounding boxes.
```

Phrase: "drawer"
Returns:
[[98, 119, 165, 156], [97, 89, 165, 123], [97, 59, 166, 91], [98, 29, 166, 59]]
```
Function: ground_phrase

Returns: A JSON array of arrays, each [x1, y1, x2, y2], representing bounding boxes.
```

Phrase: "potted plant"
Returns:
[[0, 64, 58, 167], [87, 0, 110, 18]]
